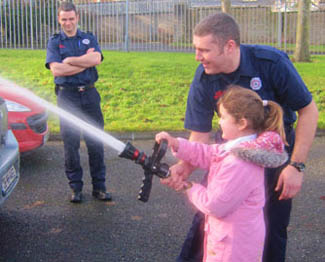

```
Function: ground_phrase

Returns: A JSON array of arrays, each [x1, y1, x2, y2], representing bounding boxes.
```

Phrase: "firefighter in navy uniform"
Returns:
[[45, 1, 111, 203], [163, 13, 319, 262]]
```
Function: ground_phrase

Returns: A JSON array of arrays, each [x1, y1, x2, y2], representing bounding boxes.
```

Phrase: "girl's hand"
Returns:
[[155, 131, 179, 152]]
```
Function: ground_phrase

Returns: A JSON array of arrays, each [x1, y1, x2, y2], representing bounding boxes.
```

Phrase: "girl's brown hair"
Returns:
[[217, 85, 287, 144]]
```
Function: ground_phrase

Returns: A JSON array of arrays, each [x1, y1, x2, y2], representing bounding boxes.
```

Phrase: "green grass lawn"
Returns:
[[0, 49, 324, 134]]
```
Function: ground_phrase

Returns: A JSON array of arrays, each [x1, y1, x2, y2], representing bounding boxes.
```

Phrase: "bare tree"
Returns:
[[294, 0, 311, 62], [221, 0, 231, 14]]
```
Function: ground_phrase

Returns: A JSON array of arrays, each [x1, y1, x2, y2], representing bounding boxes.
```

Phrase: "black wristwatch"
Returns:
[[289, 161, 305, 172]]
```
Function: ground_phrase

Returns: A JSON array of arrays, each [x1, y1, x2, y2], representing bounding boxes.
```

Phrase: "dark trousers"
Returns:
[[57, 87, 106, 193], [177, 128, 295, 262]]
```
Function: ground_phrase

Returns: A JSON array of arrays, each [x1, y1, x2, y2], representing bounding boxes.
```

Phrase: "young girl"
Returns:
[[156, 86, 288, 262]]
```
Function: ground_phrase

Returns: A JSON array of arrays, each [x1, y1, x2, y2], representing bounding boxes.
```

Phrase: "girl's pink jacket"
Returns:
[[174, 132, 287, 262]]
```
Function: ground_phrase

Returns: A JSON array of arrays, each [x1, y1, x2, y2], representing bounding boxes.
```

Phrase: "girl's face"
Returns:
[[218, 104, 243, 141]]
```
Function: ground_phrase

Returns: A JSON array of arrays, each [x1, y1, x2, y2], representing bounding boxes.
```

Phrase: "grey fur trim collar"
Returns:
[[231, 147, 288, 168]]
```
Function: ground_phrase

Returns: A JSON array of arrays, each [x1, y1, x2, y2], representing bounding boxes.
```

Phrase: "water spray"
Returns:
[[0, 79, 170, 202]]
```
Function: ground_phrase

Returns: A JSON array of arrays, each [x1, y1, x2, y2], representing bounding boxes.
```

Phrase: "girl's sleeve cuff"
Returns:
[[185, 182, 199, 198], [172, 138, 189, 158]]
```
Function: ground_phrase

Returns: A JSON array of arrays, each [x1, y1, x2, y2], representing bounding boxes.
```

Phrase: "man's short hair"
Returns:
[[58, 1, 78, 16], [194, 12, 240, 47]]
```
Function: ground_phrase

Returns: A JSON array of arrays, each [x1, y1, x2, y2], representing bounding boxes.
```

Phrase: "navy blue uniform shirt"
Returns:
[[45, 29, 103, 87], [185, 44, 313, 132]]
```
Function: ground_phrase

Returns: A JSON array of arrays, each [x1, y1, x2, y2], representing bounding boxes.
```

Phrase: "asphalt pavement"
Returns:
[[0, 135, 324, 262]]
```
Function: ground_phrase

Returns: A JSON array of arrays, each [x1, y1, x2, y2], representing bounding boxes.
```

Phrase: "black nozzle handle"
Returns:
[[119, 140, 170, 202], [151, 139, 168, 164], [138, 170, 153, 202]]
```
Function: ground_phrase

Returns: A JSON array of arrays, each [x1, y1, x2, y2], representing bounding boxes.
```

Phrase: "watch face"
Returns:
[[297, 164, 304, 171], [299, 164, 305, 171]]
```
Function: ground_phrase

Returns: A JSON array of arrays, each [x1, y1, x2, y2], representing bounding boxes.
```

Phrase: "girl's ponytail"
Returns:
[[263, 100, 287, 145]]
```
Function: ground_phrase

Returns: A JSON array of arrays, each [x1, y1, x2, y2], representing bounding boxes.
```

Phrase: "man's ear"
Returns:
[[238, 118, 248, 131], [224, 40, 236, 54]]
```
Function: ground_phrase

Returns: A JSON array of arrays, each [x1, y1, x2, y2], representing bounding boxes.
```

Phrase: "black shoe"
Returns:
[[70, 191, 82, 203], [92, 190, 112, 201]]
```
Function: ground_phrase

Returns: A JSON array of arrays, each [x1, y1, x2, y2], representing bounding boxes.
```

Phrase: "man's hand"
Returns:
[[160, 161, 193, 191], [86, 47, 95, 54], [275, 164, 304, 200], [275, 100, 317, 200]]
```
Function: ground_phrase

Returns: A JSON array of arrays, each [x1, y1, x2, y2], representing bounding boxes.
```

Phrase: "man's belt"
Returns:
[[57, 84, 94, 92]]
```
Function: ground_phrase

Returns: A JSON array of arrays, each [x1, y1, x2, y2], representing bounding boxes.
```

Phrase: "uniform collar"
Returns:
[[60, 29, 82, 40]]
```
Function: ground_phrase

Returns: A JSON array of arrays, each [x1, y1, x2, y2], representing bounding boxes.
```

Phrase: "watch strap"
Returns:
[[289, 161, 305, 172]]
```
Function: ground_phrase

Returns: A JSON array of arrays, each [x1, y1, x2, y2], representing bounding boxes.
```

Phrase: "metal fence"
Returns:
[[1, 0, 325, 54]]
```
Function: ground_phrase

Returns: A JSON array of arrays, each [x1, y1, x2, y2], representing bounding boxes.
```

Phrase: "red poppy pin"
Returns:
[[214, 90, 223, 100]]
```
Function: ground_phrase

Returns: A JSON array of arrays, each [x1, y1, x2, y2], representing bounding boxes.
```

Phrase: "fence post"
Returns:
[[30, 0, 34, 49], [124, 0, 129, 52], [150, 0, 153, 43], [277, 8, 282, 49]]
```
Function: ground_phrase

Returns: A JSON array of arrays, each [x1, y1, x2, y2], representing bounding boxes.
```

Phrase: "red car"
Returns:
[[0, 88, 49, 153]]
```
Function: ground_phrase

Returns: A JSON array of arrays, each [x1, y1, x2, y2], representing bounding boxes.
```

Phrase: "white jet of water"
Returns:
[[0, 78, 126, 154]]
